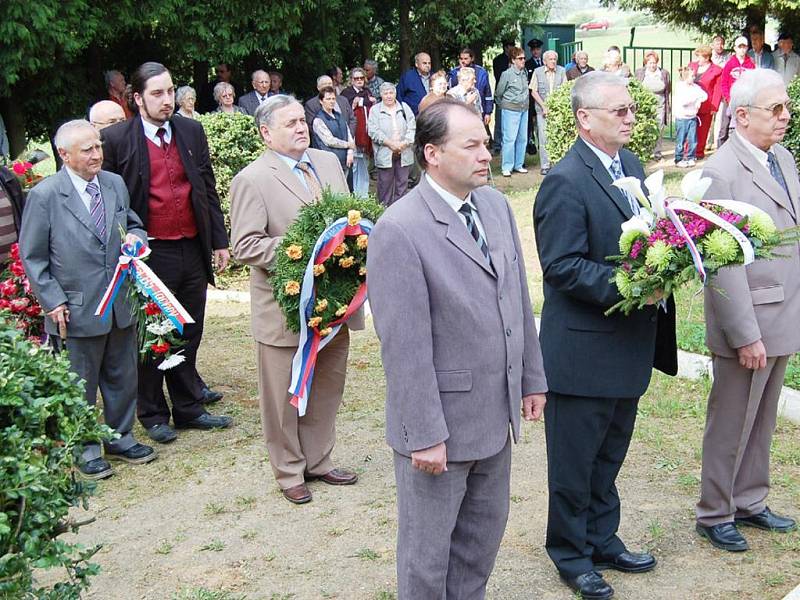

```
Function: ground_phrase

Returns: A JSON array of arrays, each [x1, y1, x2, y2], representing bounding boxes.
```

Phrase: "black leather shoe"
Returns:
[[594, 551, 656, 573], [78, 457, 114, 480], [736, 507, 797, 532], [560, 571, 614, 600], [696, 522, 749, 552], [106, 443, 158, 464], [177, 413, 233, 430], [201, 387, 224, 405], [146, 423, 178, 444]]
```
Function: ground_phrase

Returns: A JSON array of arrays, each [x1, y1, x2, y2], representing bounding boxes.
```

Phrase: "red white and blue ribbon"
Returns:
[[288, 217, 374, 416], [94, 239, 194, 333]]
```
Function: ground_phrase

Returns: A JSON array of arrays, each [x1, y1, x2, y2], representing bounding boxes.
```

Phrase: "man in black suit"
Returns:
[[525, 39, 544, 156], [101, 62, 232, 443], [534, 71, 677, 600]]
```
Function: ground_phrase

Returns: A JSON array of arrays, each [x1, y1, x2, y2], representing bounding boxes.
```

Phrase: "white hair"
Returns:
[[55, 119, 98, 150], [543, 50, 559, 60], [571, 71, 628, 115], [316, 75, 333, 90], [575, 50, 589, 60], [379, 81, 396, 95], [175, 85, 196, 106], [254, 94, 301, 129], [730, 68, 787, 113], [251, 69, 268, 82]]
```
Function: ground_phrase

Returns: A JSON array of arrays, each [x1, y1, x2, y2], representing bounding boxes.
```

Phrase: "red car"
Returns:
[[579, 19, 610, 31]]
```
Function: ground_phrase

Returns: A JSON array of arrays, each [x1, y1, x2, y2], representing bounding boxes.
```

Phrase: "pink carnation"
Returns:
[[630, 239, 644, 259]]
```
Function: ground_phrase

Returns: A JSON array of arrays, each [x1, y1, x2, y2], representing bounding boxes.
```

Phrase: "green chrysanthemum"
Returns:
[[703, 229, 739, 263], [619, 229, 642, 255], [644, 240, 675, 273], [615, 270, 633, 298], [747, 211, 777, 242]]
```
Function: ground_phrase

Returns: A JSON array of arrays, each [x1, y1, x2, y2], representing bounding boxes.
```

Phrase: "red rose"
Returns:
[[150, 341, 171, 355], [9, 261, 25, 277], [9, 244, 19, 261], [0, 280, 18, 298], [144, 301, 162, 316], [10, 298, 29, 313], [23, 162, 32, 171], [12, 162, 27, 175], [0, 299, 9, 309], [25, 305, 41, 317]]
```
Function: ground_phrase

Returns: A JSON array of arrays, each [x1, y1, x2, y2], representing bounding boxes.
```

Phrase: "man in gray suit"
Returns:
[[20, 120, 156, 480], [696, 68, 799, 551], [367, 98, 548, 599], [772, 32, 800, 85]]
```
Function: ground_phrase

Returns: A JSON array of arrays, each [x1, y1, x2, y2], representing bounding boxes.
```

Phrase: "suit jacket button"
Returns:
[[650, 315, 657, 323], [508, 365, 513, 373], [506, 328, 512, 336], [499, 293, 504, 300]]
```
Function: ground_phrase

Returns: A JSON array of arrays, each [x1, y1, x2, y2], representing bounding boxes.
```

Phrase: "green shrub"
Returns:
[[1, 318, 112, 598], [198, 112, 264, 232], [782, 77, 800, 165], [544, 77, 660, 165]]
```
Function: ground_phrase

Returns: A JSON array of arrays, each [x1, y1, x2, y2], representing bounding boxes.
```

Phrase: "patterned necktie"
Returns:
[[609, 157, 640, 215], [156, 127, 169, 152], [85, 181, 106, 238], [767, 151, 790, 196], [296, 161, 323, 201], [458, 202, 490, 261]]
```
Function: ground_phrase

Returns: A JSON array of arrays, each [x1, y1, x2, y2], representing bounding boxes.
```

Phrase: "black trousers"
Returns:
[[544, 391, 639, 578], [137, 237, 208, 428]]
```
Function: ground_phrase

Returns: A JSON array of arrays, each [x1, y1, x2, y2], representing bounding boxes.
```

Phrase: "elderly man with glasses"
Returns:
[[695, 68, 799, 552], [534, 71, 677, 600]]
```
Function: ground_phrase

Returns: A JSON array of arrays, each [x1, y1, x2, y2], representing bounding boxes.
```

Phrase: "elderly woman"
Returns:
[[175, 86, 200, 119], [213, 81, 246, 114], [368, 82, 416, 206], [446, 67, 482, 115], [635, 50, 671, 159], [418, 70, 448, 112], [495, 47, 530, 177], [602, 46, 632, 78], [688, 44, 723, 159], [312, 86, 355, 179]]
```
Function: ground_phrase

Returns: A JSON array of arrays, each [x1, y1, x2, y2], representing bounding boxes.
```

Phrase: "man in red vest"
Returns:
[[102, 62, 232, 443]]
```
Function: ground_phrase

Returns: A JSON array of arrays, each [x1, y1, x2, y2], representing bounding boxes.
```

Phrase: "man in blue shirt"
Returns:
[[448, 48, 494, 125], [397, 52, 431, 115]]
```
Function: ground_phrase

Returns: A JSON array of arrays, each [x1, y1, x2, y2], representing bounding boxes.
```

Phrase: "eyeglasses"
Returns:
[[92, 118, 126, 126], [584, 103, 638, 117], [352, 76, 365, 80], [513, 56, 526, 61], [748, 101, 793, 117]]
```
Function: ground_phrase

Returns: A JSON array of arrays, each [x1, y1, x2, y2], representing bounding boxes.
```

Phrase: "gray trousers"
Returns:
[[536, 112, 550, 170], [394, 436, 511, 600], [696, 354, 789, 526], [67, 325, 138, 461]]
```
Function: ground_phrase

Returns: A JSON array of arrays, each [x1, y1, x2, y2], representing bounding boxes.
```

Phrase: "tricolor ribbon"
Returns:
[[288, 217, 374, 416], [665, 198, 756, 283], [95, 239, 195, 333]]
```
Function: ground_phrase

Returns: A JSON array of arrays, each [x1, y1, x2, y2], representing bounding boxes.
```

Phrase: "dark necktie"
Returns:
[[85, 181, 106, 239], [767, 151, 790, 196], [156, 127, 169, 152], [609, 157, 640, 215], [458, 202, 490, 261]]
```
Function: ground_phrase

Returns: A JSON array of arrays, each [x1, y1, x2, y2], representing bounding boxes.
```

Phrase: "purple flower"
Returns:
[[630, 240, 644, 259]]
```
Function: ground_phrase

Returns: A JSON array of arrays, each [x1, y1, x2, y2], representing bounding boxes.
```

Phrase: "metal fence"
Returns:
[[559, 40, 584, 66], [623, 45, 696, 139]]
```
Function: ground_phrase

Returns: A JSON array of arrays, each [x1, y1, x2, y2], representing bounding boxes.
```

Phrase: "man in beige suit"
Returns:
[[696, 68, 799, 551], [230, 95, 362, 504]]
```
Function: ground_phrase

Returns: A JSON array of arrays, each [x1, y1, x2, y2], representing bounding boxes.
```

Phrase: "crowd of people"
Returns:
[[1, 26, 799, 600]]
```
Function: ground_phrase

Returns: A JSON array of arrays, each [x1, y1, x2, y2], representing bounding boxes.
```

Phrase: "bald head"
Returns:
[[89, 100, 126, 130]]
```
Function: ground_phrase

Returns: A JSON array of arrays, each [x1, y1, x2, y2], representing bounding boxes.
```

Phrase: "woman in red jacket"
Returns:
[[689, 45, 723, 159]]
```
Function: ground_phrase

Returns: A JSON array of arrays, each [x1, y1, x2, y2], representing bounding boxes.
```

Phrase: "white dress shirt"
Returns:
[[275, 151, 319, 193], [141, 117, 172, 146], [64, 166, 100, 213], [425, 173, 488, 244]]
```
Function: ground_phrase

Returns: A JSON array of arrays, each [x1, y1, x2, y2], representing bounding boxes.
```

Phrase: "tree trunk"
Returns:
[[430, 38, 441, 72], [193, 60, 209, 89], [744, 5, 766, 33], [399, 0, 411, 72], [1, 96, 27, 160], [360, 32, 372, 62]]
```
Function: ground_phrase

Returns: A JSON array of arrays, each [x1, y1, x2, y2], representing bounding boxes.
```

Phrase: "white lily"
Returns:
[[644, 170, 667, 218], [157, 350, 186, 371], [612, 176, 652, 210], [620, 215, 652, 236], [681, 169, 713, 202]]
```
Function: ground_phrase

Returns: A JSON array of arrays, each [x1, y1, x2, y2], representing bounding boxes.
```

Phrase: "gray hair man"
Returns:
[[20, 119, 156, 479], [304, 75, 355, 143], [238, 69, 271, 115], [363, 58, 385, 98], [104, 69, 131, 119], [89, 100, 126, 130], [368, 98, 547, 598], [695, 67, 799, 552], [534, 70, 677, 600], [397, 52, 432, 115], [229, 95, 361, 504], [529, 49, 567, 174]]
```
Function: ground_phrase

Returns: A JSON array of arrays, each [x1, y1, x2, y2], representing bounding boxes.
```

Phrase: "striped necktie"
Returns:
[[85, 181, 106, 239], [609, 157, 640, 215], [767, 151, 790, 196], [296, 161, 323, 201], [458, 202, 490, 261]]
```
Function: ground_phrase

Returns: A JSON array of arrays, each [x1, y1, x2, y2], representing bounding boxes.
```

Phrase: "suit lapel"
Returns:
[[59, 169, 104, 242], [266, 150, 314, 206], [135, 120, 151, 204], [471, 190, 504, 282], [576, 139, 634, 219], [776, 148, 800, 222], [730, 134, 795, 217], [420, 177, 495, 277]]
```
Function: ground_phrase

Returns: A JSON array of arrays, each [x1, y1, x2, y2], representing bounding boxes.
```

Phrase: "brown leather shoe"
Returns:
[[308, 468, 358, 486], [282, 483, 312, 504]]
